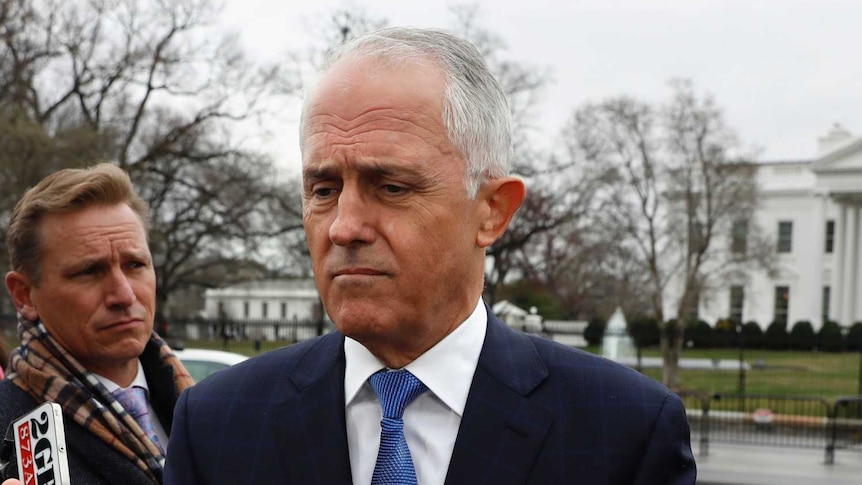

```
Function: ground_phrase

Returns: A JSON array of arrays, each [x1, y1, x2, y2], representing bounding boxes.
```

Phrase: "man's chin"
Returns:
[[334, 318, 390, 340], [105, 337, 150, 358]]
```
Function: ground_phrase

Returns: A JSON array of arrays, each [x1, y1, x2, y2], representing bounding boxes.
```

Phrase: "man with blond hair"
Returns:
[[0, 163, 193, 485]]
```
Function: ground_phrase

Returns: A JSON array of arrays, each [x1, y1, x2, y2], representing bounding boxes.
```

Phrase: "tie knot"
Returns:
[[112, 386, 149, 419], [369, 370, 427, 419]]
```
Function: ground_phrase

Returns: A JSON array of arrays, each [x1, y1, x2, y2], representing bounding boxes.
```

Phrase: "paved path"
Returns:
[[696, 442, 862, 485]]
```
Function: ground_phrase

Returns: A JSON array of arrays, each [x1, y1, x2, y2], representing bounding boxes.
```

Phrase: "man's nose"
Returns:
[[328, 189, 376, 246], [104, 267, 137, 307]]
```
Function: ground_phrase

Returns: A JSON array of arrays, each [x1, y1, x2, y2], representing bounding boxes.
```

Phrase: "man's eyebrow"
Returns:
[[362, 163, 399, 178], [303, 166, 334, 181], [303, 162, 408, 181], [122, 248, 151, 260], [63, 256, 108, 274]]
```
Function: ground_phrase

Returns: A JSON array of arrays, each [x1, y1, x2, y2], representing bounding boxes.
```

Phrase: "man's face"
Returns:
[[8, 203, 156, 380], [301, 58, 490, 366]]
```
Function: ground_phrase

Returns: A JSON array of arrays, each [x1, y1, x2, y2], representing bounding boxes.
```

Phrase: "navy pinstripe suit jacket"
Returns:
[[165, 309, 696, 485]]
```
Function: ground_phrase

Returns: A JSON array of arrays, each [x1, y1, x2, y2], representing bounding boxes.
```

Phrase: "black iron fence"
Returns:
[[830, 396, 862, 462], [682, 392, 862, 464]]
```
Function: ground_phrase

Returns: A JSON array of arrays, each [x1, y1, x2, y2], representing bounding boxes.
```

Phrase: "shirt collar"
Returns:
[[344, 298, 487, 417], [93, 360, 150, 396]]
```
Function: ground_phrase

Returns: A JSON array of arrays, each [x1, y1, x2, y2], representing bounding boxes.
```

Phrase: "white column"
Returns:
[[833, 203, 847, 323], [809, 193, 827, 329], [841, 205, 859, 325], [854, 206, 862, 324]]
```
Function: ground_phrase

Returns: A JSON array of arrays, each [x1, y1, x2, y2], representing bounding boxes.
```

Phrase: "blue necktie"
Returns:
[[369, 370, 428, 485], [112, 386, 165, 455]]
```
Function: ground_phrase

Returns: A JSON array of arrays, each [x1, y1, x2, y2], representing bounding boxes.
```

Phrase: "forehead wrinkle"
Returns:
[[71, 241, 148, 269], [307, 106, 444, 139], [304, 119, 458, 171], [64, 222, 145, 242]]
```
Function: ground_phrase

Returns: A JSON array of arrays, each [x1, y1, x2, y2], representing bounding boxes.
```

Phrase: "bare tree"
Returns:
[[0, 0, 303, 314], [567, 80, 773, 388]]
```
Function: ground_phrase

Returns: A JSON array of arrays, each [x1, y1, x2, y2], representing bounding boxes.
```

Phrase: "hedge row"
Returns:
[[583, 317, 862, 352]]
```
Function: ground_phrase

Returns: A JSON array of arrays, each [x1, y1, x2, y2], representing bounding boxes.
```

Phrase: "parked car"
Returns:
[[174, 348, 248, 382]]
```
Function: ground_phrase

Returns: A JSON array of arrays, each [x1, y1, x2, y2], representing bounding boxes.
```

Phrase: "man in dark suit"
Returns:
[[1, 164, 193, 485], [164, 27, 696, 485]]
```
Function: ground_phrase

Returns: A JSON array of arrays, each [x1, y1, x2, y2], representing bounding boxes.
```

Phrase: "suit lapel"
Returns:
[[445, 311, 554, 485], [273, 332, 353, 485]]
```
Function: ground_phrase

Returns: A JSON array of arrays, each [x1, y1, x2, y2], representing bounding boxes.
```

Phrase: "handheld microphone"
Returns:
[[0, 402, 71, 485]]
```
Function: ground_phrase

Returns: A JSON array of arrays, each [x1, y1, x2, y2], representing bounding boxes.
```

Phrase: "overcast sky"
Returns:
[[220, 0, 862, 172]]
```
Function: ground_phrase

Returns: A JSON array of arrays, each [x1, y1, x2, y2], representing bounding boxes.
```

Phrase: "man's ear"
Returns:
[[5, 271, 38, 321], [476, 176, 527, 248]]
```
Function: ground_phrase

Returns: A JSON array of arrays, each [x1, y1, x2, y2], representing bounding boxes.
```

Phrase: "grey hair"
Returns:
[[299, 27, 512, 198]]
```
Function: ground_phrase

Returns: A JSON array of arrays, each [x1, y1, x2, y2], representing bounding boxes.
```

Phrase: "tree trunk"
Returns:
[[156, 289, 170, 319], [661, 319, 684, 389]]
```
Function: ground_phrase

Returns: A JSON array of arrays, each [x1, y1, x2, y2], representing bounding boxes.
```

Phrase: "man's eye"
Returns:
[[313, 187, 337, 198], [78, 266, 100, 276], [382, 184, 406, 194]]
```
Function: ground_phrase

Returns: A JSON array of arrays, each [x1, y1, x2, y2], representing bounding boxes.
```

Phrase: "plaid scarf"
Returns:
[[7, 315, 194, 483]]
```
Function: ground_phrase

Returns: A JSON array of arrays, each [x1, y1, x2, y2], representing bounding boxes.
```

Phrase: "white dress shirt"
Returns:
[[345, 298, 487, 485], [94, 360, 170, 447]]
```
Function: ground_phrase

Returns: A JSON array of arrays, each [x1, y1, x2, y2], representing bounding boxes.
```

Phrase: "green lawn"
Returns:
[[583, 346, 862, 401]]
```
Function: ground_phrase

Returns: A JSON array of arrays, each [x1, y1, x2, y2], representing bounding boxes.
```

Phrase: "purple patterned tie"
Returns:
[[112, 386, 165, 454], [369, 370, 428, 485]]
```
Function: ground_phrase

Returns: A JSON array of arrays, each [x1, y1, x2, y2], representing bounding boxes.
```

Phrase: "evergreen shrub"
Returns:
[[818, 320, 845, 352], [741, 321, 765, 348], [789, 320, 816, 350], [765, 320, 788, 350], [847, 322, 862, 351], [683, 319, 712, 348]]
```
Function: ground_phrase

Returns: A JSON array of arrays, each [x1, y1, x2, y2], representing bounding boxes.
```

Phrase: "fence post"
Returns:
[[699, 393, 710, 457]]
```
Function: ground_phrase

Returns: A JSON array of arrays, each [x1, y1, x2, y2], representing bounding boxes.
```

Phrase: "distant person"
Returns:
[[0, 164, 194, 485], [155, 312, 169, 338], [165, 27, 696, 485]]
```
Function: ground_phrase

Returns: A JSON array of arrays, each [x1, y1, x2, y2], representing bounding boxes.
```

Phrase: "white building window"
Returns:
[[825, 220, 835, 254], [777, 221, 793, 253]]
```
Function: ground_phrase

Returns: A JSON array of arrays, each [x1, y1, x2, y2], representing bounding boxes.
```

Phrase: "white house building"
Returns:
[[203, 278, 323, 321], [201, 278, 326, 341], [689, 125, 862, 330]]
